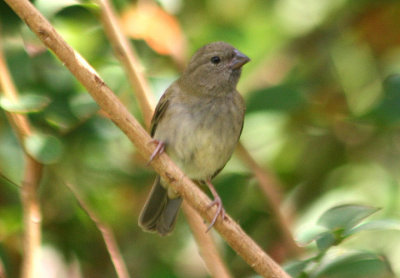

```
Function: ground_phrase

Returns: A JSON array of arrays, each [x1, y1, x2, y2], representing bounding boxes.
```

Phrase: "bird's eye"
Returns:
[[210, 56, 221, 64]]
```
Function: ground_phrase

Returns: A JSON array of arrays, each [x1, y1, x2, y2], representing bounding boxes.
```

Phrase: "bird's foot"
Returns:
[[206, 196, 226, 232], [146, 139, 165, 165], [205, 180, 226, 232]]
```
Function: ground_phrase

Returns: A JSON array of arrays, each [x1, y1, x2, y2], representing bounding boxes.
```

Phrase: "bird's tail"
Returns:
[[138, 176, 182, 236]]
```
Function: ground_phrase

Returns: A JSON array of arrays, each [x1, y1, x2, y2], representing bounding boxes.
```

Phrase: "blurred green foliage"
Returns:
[[285, 204, 399, 278], [1, 0, 400, 277]]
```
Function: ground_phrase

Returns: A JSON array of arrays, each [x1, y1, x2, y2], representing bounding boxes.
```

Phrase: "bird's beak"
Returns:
[[231, 49, 250, 70]]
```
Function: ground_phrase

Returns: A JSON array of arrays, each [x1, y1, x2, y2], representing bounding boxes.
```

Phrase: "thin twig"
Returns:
[[0, 172, 20, 188], [20, 157, 43, 278], [182, 202, 232, 278], [97, 1, 232, 276], [0, 259, 7, 278], [0, 28, 43, 278], [98, 0, 155, 129], [236, 143, 301, 258], [183, 204, 232, 278], [64, 182, 131, 278], [4, 1, 290, 276]]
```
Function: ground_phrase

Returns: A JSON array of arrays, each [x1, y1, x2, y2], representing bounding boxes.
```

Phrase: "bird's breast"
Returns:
[[154, 94, 243, 180]]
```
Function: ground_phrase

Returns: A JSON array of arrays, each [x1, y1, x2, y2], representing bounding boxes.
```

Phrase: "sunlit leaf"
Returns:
[[120, 3, 186, 61], [311, 252, 393, 278], [346, 219, 400, 236], [317, 204, 380, 232], [331, 39, 382, 116], [36, 0, 81, 17], [35, 0, 98, 18], [0, 94, 50, 113], [24, 133, 64, 164], [297, 227, 328, 245]]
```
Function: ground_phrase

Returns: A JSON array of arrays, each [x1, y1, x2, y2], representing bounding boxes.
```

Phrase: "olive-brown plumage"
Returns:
[[139, 42, 249, 235]]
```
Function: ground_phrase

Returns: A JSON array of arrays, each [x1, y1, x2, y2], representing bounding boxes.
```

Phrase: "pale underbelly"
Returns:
[[153, 95, 243, 181], [167, 126, 237, 180]]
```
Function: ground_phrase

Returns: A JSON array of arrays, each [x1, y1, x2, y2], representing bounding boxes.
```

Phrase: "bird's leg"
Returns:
[[147, 139, 165, 165], [205, 179, 226, 232]]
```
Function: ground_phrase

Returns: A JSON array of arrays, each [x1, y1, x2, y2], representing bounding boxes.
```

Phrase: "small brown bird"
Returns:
[[139, 41, 249, 235]]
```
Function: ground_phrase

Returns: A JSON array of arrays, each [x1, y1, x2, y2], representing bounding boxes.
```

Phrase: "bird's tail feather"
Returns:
[[138, 176, 182, 236]]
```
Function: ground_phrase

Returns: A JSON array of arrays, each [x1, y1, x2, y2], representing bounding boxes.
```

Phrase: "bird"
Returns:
[[138, 41, 250, 236]]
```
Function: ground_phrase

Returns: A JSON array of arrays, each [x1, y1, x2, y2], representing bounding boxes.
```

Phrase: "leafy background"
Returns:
[[0, 0, 400, 277]]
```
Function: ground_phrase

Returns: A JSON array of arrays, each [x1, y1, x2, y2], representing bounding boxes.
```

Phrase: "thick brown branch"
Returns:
[[4, 0, 290, 276]]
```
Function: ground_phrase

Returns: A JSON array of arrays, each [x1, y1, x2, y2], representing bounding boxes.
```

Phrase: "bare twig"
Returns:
[[236, 143, 301, 258], [0, 172, 20, 188], [98, 0, 155, 129], [0, 28, 43, 278], [182, 205, 232, 278], [4, 0, 290, 276], [182, 202, 232, 278], [0, 259, 7, 278], [64, 182, 131, 278], [20, 157, 43, 278], [97, 1, 232, 276]]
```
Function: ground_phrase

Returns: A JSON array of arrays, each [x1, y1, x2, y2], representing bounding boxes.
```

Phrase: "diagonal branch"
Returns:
[[97, 0, 231, 276], [182, 202, 232, 278], [4, 0, 290, 276], [237, 143, 301, 258], [64, 182, 131, 278], [97, 0, 155, 129]]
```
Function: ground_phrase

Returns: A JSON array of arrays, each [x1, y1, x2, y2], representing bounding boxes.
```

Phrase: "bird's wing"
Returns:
[[150, 87, 174, 137]]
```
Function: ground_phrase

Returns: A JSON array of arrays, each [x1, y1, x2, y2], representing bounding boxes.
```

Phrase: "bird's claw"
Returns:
[[147, 140, 165, 166], [206, 196, 226, 232]]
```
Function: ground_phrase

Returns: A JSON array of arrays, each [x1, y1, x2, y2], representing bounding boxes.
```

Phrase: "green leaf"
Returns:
[[317, 204, 380, 232], [44, 111, 79, 132], [69, 94, 99, 119], [246, 84, 305, 113], [331, 40, 382, 116], [35, 0, 99, 18], [0, 94, 50, 113], [316, 231, 337, 252], [346, 219, 400, 236], [363, 74, 400, 124], [311, 251, 393, 278], [25, 133, 64, 164], [284, 259, 311, 278]]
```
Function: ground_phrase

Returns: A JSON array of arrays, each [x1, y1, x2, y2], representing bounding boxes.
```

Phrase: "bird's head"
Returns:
[[181, 42, 250, 95]]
